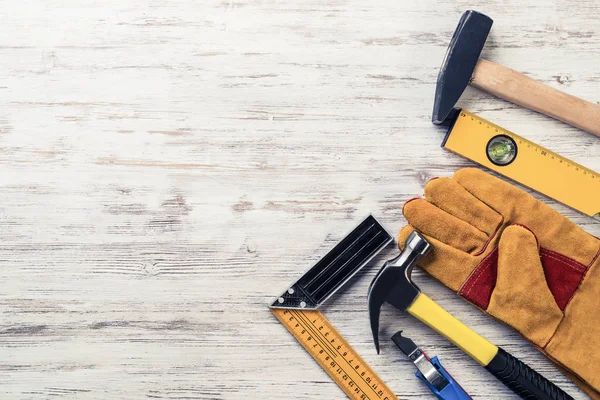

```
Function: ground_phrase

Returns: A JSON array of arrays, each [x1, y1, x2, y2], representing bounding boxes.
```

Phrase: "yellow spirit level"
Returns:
[[443, 110, 600, 220]]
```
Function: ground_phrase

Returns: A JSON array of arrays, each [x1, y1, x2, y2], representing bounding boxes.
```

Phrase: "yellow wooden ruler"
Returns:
[[443, 110, 600, 220], [271, 308, 398, 400]]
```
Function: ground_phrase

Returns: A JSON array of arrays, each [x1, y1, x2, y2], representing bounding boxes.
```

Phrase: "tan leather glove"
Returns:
[[399, 168, 600, 398]]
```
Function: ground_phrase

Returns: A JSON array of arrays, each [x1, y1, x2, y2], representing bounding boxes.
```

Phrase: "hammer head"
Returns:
[[367, 231, 431, 353], [432, 10, 493, 125]]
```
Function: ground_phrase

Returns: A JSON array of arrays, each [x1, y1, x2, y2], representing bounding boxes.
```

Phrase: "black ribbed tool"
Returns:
[[270, 215, 393, 309]]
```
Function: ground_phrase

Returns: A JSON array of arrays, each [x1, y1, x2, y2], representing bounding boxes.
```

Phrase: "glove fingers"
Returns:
[[403, 198, 488, 254], [398, 225, 478, 291], [452, 168, 528, 216], [453, 168, 600, 266], [424, 177, 502, 237], [487, 225, 563, 347]]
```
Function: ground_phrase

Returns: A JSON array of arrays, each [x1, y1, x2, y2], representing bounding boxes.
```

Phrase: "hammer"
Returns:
[[368, 231, 573, 400], [433, 10, 600, 137]]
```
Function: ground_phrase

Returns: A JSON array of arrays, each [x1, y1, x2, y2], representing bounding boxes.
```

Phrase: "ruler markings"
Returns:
[[444, 111, 600, 217], [285, 309, 370, 399], [272, 308, 398, 400], [468, 113, 600, 180], [291, 309, 370, 397], [292, 309, 337, 360]]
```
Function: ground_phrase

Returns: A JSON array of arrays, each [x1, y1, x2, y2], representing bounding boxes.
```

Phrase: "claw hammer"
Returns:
[[368, 231, 573, 400]]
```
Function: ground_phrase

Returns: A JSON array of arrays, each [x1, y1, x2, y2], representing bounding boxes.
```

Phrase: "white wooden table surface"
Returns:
[[1, 1, 599, 399]]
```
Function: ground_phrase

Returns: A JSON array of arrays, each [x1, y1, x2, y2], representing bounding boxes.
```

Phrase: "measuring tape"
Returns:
[[443, 110, 600, 220], [271, 308, 398, 400]]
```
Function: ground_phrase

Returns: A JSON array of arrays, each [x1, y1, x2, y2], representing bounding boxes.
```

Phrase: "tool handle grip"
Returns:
[[471, 59, 600, 137], [407, 293, 498, 366], [486, 347, 573, 400], [418, 356, 471, 400]]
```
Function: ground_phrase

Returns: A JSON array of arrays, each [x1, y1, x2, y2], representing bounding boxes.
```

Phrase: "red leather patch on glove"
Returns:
[[459, 248, 587, 311]]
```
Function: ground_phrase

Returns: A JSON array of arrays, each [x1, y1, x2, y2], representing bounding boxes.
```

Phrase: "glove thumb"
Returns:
[[487, 225, 563, 347]]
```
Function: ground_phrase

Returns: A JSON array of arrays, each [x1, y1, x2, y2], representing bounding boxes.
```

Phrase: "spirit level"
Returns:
[[442, 110, 600, 220]]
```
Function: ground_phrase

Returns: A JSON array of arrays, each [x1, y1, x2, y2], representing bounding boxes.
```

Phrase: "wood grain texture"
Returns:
[[472, 59, 600, 137], [0, 1, 599, 399]]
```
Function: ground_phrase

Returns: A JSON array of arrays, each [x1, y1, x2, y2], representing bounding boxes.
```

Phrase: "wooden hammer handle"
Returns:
[[471, 59, 600, 137]]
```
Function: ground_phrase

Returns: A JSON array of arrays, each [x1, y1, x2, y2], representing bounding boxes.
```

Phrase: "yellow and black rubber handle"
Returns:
[[408, 293, 573, 400]]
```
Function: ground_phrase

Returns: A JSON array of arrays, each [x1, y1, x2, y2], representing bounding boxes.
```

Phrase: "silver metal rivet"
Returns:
[[300, 301, 306, 308], [278, 297, 284, 303], [288, 288, 294, 294]]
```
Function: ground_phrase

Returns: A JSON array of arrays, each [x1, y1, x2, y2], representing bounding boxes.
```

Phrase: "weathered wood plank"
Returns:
[[0, 0, 599, 398]]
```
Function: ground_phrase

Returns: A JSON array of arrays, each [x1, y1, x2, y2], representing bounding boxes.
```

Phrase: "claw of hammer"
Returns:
[[368, 233, 575, 399], [367, 231, 431, 353]]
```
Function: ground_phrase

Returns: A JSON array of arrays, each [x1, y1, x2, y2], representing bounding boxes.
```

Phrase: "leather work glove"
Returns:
[[399, 168, 600, 398]]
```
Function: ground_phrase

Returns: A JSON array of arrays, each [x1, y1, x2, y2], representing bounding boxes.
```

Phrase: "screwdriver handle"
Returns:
[[486, 348, 573, 400]]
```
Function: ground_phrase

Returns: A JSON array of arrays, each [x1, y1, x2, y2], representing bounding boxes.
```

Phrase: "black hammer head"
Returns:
[[367, 231, 431, 353], [432, 10, 493, 125]]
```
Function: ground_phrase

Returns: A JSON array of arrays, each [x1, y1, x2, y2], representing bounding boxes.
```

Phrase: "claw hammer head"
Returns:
[[367, 231, 431, 353]]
